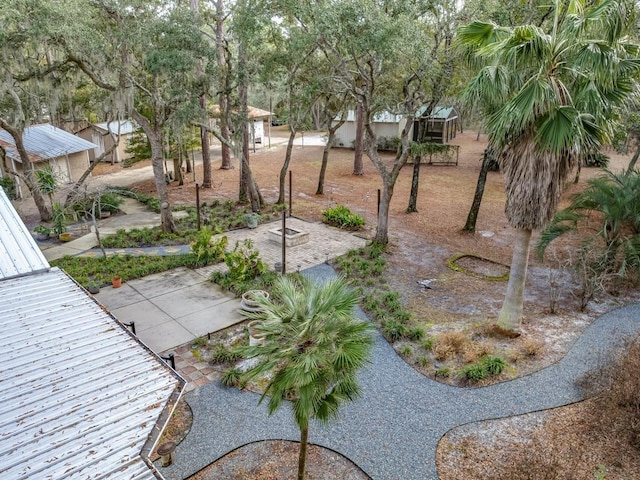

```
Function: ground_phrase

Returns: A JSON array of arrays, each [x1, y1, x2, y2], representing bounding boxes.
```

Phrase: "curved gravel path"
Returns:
[[158, 264, 640, 480]]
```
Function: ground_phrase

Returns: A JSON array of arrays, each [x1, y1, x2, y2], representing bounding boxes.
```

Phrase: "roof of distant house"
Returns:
[[93, 120, 137, 136], [0, 124, 97, 163], [0, 188, 184, 480], [415, 105, 458, 120], [208, 104, 274, 119]]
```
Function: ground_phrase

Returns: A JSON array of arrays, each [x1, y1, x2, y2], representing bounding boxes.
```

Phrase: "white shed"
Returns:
[[334, 110, 410, 148]]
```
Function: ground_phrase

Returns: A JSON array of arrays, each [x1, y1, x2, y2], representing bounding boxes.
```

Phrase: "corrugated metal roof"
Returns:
[[339, 110, 404, 123], [0, 124, 97, 163], [94, 120, 137, 136], [0, 188, 49, 280], [209, 104, 274, 119], [0, 267, 183, 479], [415, 105, 458, 120]]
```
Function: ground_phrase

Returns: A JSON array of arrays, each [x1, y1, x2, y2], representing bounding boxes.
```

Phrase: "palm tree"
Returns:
[[536, 170, 640, 278], [458, 0, 640, 333], [240, 275, 375, 480]]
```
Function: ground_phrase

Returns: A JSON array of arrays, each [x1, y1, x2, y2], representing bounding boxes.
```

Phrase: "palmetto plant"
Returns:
[[536, 170, 640, 281], [240, 275, 375, 480], [458, 0, 640, 332]]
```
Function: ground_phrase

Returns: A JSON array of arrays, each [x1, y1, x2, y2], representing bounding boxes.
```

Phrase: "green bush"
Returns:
[[383, 320, 407, 342], [191, 228, 227, 266], [224, 239, 266, 284], [0, 176, 17, 199], [461, 363, 488, 382], [220, 367, 242, 387], [209, 343, 240, 364], [322, 205, 365, 230], [407, 327, 425, 341], [482, 356, 506, 375]]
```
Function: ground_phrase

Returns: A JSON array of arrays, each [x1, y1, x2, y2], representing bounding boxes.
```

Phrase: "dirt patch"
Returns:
[[188, 440, 370, 480]]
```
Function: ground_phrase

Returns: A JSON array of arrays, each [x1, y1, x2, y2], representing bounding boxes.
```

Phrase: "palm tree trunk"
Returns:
[[497, 227, 531, 334], [297, 426, 308, 480]]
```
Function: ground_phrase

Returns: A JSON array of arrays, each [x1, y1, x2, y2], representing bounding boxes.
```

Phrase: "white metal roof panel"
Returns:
[[94, 120, 137, 136], [0, 124, 97, 162], [0, 268, 183, 479], [0, 188, 49, 279]]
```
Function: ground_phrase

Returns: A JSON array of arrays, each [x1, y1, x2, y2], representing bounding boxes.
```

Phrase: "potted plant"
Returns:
[[240, 290, 269, 312], [111, 276, 122, 288], [33, 225, 51, 241], [247, 320, 266, 346], [87, 282, 101, 294]]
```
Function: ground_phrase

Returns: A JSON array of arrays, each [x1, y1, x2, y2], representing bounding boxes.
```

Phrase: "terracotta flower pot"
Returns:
[[58, 232, 72, 242], [112, 276, 122, 288]]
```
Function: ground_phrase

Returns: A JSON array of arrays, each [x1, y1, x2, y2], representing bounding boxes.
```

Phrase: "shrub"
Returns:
[[0, 176, 17, 199], [407, 327, 425, 341], [401, 345, 413, 356], [422, 337, 434, 351], [220, 367, 242, 387], [461, 363, 488, 382], [521, 338, 544, 356], [225, 239, 266, 283], [482, 356, 506, 375], [416, 356, 429, 368], [322, 205, 365, 230], [435, 367, 451, 378], [383, 320, 407, 342], [191, 228, 227, 266], [209, 343, 240, 364]]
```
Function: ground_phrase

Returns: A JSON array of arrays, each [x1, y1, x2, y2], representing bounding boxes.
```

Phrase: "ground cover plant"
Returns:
[[52, 254, 201, 288]]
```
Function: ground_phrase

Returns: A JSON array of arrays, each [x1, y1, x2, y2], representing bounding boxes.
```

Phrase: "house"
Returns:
[[76, 120, 137, 164], [334, 106, 458, 149], [334, 110, 409, 148], [208, 104, 273, 148], [0, 188, 184, 479], [0, 124, 97, 199], [413, 106, 458, 144]]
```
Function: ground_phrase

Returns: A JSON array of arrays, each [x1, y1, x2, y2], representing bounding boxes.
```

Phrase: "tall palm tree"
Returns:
[[241, 275, 375, 480], [458, 0, 640, 333]]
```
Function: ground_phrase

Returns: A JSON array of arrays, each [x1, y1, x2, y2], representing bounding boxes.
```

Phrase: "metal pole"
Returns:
[[288, 170, 292, 217], [196, 183, 201, 230], [281, 210, 286, 274], [377, 188, 381, 217]]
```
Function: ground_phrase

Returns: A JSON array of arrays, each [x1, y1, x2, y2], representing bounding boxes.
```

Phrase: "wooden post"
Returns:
[[196, 183, 201, 231], [281, 210, 286, 274], [289, 170, 292, 217]]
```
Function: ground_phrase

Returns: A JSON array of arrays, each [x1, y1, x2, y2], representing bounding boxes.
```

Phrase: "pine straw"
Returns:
[[437, 339, 640, 479]]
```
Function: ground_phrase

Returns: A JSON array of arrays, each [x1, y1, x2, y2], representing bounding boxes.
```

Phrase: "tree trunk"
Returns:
[[463, 150, 492, 232], [316, 131, 333, 195], [173, 156, 184, 186], [132, 110, 175, 232], [200, 94, 212, 187], [374, 183, 393, 245], [496, 227, 532, 334], [353, 103, 364, 175], [278, 128, 296, 204], [0, 120, 50, 221], [65, 137, 120, 208], [627, 143, 640, 174], [406, 157, 421, 213], [297, 426, 308, 480], [217, 0, 233, 170]]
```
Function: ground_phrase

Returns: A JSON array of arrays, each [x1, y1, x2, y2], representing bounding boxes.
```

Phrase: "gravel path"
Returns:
[[158, 264, 640, 480]]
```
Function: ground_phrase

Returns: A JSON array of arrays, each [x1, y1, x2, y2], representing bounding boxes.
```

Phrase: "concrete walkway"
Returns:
[[158, 263, 640, 480]]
